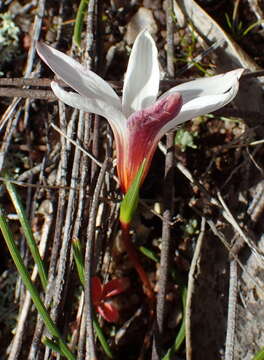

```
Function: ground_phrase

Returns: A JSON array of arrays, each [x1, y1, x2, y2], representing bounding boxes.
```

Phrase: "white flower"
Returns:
[[36, 31, 244, 193]]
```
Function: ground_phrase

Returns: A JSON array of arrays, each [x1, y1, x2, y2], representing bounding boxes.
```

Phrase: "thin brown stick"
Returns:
[[6, 0, 47, 356], [0, 68, 261, 88], [84, 0, 100, 356], [75, 114, 92, 358], [0, 87, 56, 100], [152, 2, 176, 358], [0, 78, 185, 89], [84, 159, 108, 360], [50, 107, 80, 323], [77, 305, 87, 360], [224, 259, 237, 360]]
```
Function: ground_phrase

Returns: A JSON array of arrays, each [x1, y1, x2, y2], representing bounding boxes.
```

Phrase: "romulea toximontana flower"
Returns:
[[36, 31, 244, 193]]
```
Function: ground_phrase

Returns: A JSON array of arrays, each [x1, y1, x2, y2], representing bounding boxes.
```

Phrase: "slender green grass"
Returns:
[[139, 246, 159, 263], [72, 237, 85, 285], [0, 207, 75, 360], [225, 10, 264, 39], [252, 349, 264, 360], [43, 337, 65, 356], [93, 317, 113, 359], [162, 287, 187, 359], [73, 0, 89, 47], [4, 177, 48, 289], [242, 19, 264, 36]]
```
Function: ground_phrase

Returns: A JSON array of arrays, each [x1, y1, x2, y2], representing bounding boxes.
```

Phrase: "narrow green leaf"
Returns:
[[73, 0, 89, 48], [252, 349, 264, 360], [162, 287, 187, 359], [72, 237, 85, 286], [93, 318, 113, 359], [4, 177, 48, 289], [242, 19, 264, 36], [139, 246, 159, 263], [120, 159, 146, 225], [43, 338, 64, 356], [0, 208, 75, 360]]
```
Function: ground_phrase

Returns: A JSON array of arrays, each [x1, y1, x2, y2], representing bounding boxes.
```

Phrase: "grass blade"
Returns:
[[93, 317, 113, 359], [73, 0, 89, 47], [4, 177, 48, 289], [252, 349, 264, 360], [43, 337, 64, 356], [72, 237, 85, 286], [162, 287, 187, 359], [0, 207, 75, 360]]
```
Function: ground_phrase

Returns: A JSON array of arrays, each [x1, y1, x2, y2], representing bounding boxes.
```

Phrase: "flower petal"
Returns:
[[36, 41, 121, 110], [159, 69, 244, 135], [91, 277, 103, 305], [122, 30, 160, 117], [102, 278, 130, 299], [162, 68, 244, 104], [97, 303, 120, 323], [176, 89, 239, 123], [51, 81, 126, 132]]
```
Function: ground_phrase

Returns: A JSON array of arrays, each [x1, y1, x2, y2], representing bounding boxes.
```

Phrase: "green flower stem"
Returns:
[[73, 0, 89, 47], [4, 178, 48, 289], [0, 208, 75, 360], [119, 159, 154, 301]]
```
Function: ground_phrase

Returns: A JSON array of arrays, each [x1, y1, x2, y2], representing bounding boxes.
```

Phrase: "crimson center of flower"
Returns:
[[119, 93, 183, 192]]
